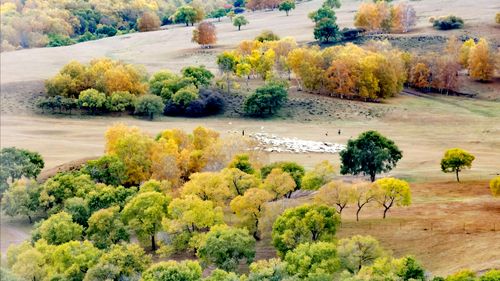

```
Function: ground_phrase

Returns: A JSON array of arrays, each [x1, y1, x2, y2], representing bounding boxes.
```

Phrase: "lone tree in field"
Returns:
[[340, 131, 402, 182], [373, 177, 411, 219], [440, 148, 475, 182], [279, 0, 296, 16], [233, 15, 249, 31], [192, 22, 217, 48]]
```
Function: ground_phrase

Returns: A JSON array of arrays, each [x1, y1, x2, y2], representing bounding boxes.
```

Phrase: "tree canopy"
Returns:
[[440, 148, 475, 182]]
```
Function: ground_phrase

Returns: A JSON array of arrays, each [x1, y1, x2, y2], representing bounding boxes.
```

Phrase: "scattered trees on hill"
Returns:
[[233, 15, 249, 31], [192, 22, 217, 48], [440, 148, 475, 182], [340, 131, 403, 182]]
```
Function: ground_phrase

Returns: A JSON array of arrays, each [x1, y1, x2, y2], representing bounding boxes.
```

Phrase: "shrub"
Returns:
[[78, 89, 107, 114], [134, 94, 164, 120], [96, 25, 118, 36], [432, 15, 464, 30], [172, 86, 199, 107], [181, 66, 214, 88], [243, 81, 288, 117], [255, 30, 280, 42]]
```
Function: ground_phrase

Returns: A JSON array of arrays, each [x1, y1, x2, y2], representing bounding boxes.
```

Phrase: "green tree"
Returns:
[[205, 269, 240, 281], [63, 197, 90, 227], [35, 212, 83, 244], [243, 82, 288, 117], [490, 176, 500, 197], [398, 256, 426, 281], [324, 0, 341, 9], [0, 147, 44, 195], [49, 240, 102, 280], [308, 6, 336, 23], [233, 15, 249, 30], [122, 191, 171, 251], [87, 206, 130, 249], [210, 8, 228, 22], [182, 66, 214, 88], [2, 180, 41, 223], [228, 154, 256, 175], [480, 270, 500, 281], [340, 131, 403, 182], [82, 155, 127, 186], [284, 242, 340, 279], [149, 70, 178, 96], [84, 243, 151, 281], [85, 183, 137, 213], [172, 85, 199, 107], [337, 235, 385, 273], [440, 148, 475, 182], [373, 177, 411, 219], [272, 204, 340, 256], [107, 91, 136, 112], [78, 89, 107, 114], [171, 6, 198, 26], [279, 1, 296, 16], [230, 188, 274, 239], [197, 225, 256, 272], [134, 94, 165, 120], [314, 18, 341, 43], [444, 269, 476, 281], [142, 260, 202, 281]]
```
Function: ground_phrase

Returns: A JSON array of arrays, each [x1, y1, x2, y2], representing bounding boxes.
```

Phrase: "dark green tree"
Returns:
[[134, 94, 165, 120], [278, 0, 296, 16], [314, 18, 342, 43], [82, 155, 127, 186], [339, 131, 403, 182], [181, 66, 214, 88], [243, 82, 288, 117], [0, 147, 44, 195]]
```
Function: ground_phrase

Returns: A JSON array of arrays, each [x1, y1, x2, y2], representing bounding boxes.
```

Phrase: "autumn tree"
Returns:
[[468, 38, 494, 81], [440, 148, 475, 182], [351, 181, 376, 221], [314, 181, 353, 215], [284, 242, 340, 279], [1, 180, 41, 223], [490, 176, 500, 197], [338, 235, 385, 273], [217, 51, 240, 93], [230, 188, 274, 239], [279, 0, 295, 16], [192, 21, 217, 48], [181, 172, 231, 206], [302, 160, 335, 190], [459, 39, 476, 68], [233, 15, 249, 31], [409, 62, 431, 89], [373, 177, 411, 219], [261, 168, 296, 200], [222, 168, 260, 196], [87, 206, 130, 249], [354, 2, 391, 33], [137, 11, 161, 32], [247, 258, 289, 281], [340, 131, 402, 182], [197, 225, 256, 272], [142, 260, 202, 281], [272, 204, 340, 256], [35, 212, 83, 244], [391, 3, 417, 33], [121, 191, 171, 251]]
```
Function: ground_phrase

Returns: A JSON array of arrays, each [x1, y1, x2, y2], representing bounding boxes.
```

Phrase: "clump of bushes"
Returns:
[[431, 15, 464, 30], [255, 30, 280, 42]]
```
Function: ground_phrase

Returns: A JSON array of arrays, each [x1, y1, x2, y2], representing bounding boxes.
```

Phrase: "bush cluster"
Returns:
[[431, 15, 464, 30]]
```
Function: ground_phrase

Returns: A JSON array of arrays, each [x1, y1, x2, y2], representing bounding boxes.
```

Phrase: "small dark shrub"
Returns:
[[432, 15, 464, 30]]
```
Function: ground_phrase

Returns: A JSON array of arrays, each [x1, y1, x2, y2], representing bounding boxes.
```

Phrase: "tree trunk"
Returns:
[[456, 170, 460, 182], [238, 25, 241, 31], [151, 235, 156, 251], [28, 215, 32, 224], [370, 172, 376, 182], [383, 207, 389, 219], [286, 11, 289, 16], [356, 207, 361, 221]]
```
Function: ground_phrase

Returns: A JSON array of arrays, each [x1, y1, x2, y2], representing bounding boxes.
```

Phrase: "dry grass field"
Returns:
[[0, 0, 499, 276]]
